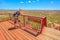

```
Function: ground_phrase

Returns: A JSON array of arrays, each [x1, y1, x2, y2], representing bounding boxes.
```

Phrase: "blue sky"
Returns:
[[0, 0, 60, 10]]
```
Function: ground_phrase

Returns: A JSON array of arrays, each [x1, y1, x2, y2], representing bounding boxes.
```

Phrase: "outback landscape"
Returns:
[[0, 10, 60, 29], [0, 10, 60, 40], [0, 0, 60, 40]]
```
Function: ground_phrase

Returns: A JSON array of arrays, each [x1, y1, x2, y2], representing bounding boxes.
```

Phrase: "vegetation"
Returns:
[[0, 10, 60, 29], [0, 14, 9, 21]]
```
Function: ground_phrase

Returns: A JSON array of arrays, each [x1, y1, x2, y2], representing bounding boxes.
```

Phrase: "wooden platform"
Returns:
[[0, 20, 60, 40]]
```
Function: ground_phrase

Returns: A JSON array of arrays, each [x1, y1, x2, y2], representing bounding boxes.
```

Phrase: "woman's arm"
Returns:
[[20, 11, 23, 16]]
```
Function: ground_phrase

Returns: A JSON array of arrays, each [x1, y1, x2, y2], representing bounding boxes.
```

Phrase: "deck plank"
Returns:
[[6, 21, 37, 40], [0, 22, 25, 40], [0, 25, 11, 40], [0, 21, 60, 40], [8, 20, 38, 40], [0, 21, 38, 40], [0, 27, 6, 40]]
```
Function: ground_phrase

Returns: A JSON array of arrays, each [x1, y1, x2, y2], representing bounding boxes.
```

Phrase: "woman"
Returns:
[[8, 9, 23, 30]]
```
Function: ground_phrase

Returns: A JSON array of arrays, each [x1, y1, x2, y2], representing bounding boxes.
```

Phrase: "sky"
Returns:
[[0, 0, 60, 10]]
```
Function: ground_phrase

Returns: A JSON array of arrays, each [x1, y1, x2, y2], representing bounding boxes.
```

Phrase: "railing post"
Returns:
[[41, 17, 47, 33], [38, 17, 47, 34], [23, 15, 26, 27], [42, 17, 47, 27]]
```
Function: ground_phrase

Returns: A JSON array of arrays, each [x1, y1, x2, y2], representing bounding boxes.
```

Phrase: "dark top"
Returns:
[[13, 11, 20, 18]]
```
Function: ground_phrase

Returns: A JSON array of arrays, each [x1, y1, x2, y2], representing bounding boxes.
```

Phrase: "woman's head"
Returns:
[[19, 9, 23, 15], [19, 9, 22, 12]]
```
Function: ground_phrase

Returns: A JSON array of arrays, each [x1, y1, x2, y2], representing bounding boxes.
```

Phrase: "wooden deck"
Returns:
[[0, 20, 60, 40]]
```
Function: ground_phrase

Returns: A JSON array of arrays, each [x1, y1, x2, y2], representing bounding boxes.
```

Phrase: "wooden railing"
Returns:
[[9, 14, 47, 36], [23, 15, 47, 30]]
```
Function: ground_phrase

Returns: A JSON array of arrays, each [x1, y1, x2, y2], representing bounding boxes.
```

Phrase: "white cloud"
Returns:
[[20, 1, 24, 3], [28, 0, 31, 3]]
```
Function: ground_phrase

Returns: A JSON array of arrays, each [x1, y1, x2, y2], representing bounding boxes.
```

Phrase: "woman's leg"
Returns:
[[8, 18, 18, 30], [18, 19, 22, 28], [14, 19, 17, 27]]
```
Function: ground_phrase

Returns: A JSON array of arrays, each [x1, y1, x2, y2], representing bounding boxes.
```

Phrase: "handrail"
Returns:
[[9, 14, 47, 35], [22, 14, 47, 34]]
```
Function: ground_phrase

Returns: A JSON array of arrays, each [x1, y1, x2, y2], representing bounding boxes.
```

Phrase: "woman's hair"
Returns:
[[19, 9, 22, 12]]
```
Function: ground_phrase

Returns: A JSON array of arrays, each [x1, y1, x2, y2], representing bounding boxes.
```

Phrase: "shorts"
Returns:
[[14, 17, 18, 20], [14, 17, 20, 23]]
